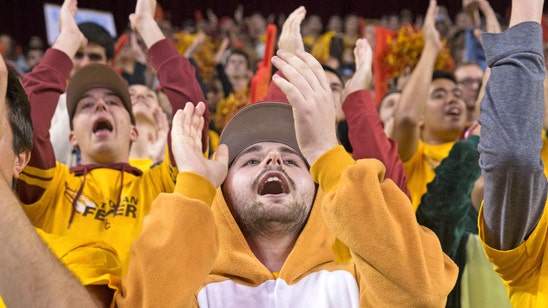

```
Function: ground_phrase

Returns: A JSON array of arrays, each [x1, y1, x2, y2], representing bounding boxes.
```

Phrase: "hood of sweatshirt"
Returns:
[[207, 188, 346, 286]]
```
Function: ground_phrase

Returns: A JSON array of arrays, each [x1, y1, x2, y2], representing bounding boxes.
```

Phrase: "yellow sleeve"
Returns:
[[312, 146, 458, 307], [541, 130, 548, 178], [116, 172, 217, 307], [142, 146, 178, 193], [478, 200, 548, 305]]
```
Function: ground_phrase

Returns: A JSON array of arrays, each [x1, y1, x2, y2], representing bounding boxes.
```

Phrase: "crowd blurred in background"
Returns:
[[0, 1, 518, 135]]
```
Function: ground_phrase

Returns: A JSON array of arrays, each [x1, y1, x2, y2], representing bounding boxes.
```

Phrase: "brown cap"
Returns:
[[66, 64, 134, 129], [219, 102, 302, 165]]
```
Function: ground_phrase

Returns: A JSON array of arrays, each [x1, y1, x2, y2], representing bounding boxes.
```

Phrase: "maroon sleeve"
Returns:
[[343, 90, 410, 197], [17, 48, 72, 203], [147, 39, 209, 156]]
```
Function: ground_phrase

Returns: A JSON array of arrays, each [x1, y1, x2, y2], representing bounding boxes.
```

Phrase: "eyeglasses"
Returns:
[[458, 78, 482, 87]]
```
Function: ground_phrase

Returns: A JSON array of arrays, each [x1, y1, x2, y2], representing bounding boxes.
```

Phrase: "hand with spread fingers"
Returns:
[[271, 50, 339, 165], [171, 102, 228, 188]]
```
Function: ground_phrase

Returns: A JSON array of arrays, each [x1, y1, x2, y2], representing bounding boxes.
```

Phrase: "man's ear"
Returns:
[[418, 117, 425, 130], [13, 149, 31, 179], [130, 125, 139, 142], [69, 131, 78, 147]]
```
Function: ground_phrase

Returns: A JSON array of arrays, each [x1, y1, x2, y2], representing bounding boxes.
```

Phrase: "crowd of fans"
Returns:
[[0, 1, 509, 136], [1, 0, 548, 306]]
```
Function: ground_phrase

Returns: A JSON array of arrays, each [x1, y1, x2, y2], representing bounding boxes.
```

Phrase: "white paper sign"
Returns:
[[43, 3, 117, 46]]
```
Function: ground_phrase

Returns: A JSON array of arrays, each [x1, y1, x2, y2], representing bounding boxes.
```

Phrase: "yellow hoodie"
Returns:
[[118, 146, 457, 307]]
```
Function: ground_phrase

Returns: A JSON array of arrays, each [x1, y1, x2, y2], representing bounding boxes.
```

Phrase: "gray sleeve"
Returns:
[[478, 21, 547, 250]]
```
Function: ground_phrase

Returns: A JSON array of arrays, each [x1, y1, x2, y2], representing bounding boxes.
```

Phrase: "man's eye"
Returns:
[[107, 100, 120, 106], [80, 102, 94, 109], [432, 93, 446, 99], [88, 54, 104, 61], [244, 159, 260, 166], [74, 52, 84, 59], [283, 159, 297, 166]]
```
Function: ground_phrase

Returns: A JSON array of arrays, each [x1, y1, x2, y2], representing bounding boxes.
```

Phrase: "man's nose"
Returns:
[[263, 151, 283, 168], [135, 93, 147, 101], [79, 56, 91, 67], [95, 98, 108, 110], [447, 91, 462, 104]]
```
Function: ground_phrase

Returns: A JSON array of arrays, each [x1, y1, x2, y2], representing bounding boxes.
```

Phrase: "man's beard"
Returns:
[[225, 165, 315, 238], [236, 198, 312, 238]]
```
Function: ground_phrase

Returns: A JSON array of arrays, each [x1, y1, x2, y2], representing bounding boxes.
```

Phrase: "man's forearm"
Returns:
[[0, 180, 97, 307]]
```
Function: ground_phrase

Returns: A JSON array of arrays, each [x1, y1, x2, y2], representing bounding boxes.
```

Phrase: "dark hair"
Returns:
[[432, 70, 457, 84], [6, 68, 33, 154], [378, 89, 402, 112], [78, 22, 115, 60], [382, 88, 402, 99], [322, 64, 344, 86], [227, 49, 250, 69]]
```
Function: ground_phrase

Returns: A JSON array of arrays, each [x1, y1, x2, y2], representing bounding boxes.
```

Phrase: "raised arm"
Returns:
[[23, 0, 84, 144], [116, 102, 225, 307], [0, 51, 106, 307], [271, 43, 457, 308], [130, 0, 209, 154], [478, 0, 502, 33], [271, 49, 339, 164], [479, 0, 546, 250], [17, 0, 86, 203], [391, 0, 443, 162], [265, 7, 408, 195], [463, 0, 481, 28], [342, 39, 409, 196], [0, 178, 103, 307]]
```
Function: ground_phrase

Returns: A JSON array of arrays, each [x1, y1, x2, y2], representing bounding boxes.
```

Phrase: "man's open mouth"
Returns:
[[258, 172, 289, 195], [92, 119, 113, 133], [446, 107, 461, 116]]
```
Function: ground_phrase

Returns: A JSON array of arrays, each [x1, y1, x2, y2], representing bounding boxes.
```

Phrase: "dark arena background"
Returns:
[[0, 0, 515, 48]]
